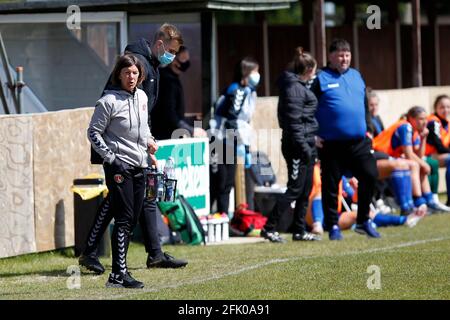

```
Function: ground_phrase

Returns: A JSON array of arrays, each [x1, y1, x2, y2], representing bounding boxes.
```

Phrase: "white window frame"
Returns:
[[0, 12, 128, 52]]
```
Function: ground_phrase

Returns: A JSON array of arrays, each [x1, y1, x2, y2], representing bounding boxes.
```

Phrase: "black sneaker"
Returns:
[[260, 228, 287, 243], [147, 252, 188, 269], [105, 272, 144, 289], [292, 232, 322, 241], [79, 254, 105, 275]]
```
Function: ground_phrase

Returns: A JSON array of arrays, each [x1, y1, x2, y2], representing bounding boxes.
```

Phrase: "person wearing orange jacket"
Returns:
[[373, 106, 449, 213], [425, 94, 450, 207]]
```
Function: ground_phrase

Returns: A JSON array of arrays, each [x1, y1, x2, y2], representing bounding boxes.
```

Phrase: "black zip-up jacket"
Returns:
[[151, 67, 194, 140], [277, 70, 318, 161], [427, 113, 450, 154]]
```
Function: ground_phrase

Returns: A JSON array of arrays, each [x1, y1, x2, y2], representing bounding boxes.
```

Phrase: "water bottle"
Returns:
[[214, 214, 222, 242], [164, 157, 176, 201], [156, 163, 165, 201], [207, 215, 215, 243], [221, 213, 230, 241]]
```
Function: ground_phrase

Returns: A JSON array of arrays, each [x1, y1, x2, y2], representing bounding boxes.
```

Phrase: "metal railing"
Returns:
[[0, 31, 25, 114]]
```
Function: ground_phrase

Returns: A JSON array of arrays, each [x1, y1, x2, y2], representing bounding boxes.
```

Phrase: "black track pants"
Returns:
[[264, 139, 315, 234], [319, 137, 378, 229]]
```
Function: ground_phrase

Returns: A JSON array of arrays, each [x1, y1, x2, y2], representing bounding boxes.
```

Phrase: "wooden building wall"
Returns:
[[217, 23, 450, 94]]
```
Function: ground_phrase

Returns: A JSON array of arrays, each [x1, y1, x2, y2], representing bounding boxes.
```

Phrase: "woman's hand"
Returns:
[[148, 138, 158, 154], [149, 153, 158, 168], [315, 136, 324, 148], [420, 127, 429, 139]]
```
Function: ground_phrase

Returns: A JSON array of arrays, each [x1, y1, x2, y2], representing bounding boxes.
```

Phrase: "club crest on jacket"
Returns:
[[114, 174, 124, 184]]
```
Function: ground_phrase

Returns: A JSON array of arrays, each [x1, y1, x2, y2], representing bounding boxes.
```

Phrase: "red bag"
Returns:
[[231, 204, 268, 235]]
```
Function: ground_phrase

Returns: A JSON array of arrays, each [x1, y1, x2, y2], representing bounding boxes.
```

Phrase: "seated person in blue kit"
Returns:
[[373, 107, 450, 213]]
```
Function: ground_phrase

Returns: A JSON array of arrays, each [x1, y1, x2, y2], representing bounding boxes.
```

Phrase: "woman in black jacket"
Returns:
[[261, 47, 321, 242]]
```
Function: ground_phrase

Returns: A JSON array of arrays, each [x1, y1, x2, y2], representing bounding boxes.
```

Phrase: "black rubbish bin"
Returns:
[[73, 178, 111, 257]]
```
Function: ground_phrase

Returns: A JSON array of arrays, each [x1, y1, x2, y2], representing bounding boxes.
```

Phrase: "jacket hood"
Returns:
[[125, 38, 159, 67], [277, 70, 304, 89]]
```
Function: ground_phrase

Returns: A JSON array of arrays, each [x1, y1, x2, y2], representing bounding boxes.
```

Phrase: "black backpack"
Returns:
[[249, 151, 276, 187]]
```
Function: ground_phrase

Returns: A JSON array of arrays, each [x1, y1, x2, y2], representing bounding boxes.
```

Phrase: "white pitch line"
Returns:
[[109, 236, 450, 299]]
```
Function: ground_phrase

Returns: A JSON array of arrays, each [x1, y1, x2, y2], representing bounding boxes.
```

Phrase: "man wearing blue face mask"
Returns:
[[82, 23, 188, 275], [151, 46, 207, 140]]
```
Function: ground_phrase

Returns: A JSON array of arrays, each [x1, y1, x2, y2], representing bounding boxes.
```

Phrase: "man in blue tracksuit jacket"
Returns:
[[310, 39, 380, 240]]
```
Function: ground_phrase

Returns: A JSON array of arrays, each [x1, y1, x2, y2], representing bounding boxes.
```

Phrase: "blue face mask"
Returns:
[[158, 43, 175, 65], [248, 72, 260, 88]]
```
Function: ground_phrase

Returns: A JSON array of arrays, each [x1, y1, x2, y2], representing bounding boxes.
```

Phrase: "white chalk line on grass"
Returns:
[[110, 236, 450, 299]]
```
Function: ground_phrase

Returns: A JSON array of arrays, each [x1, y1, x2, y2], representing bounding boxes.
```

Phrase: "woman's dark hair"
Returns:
[[288, 47, 317, 76], [433, 94, 450, 111], [111, 54, 145, 88], [407, 106, 427, 119], [233, 57, 259, 83]]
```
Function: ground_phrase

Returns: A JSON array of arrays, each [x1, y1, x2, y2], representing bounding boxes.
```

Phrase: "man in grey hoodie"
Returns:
[[81, 24, 187, 275]]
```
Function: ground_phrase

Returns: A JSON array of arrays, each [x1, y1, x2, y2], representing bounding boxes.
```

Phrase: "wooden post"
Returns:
[[387, 0, 399, 24], [302, 0, 316, 56], [256, 12, 270, 96], [302, 0, 313, 25], [344, 0, 356, 26], [395, 20, 403, 88], [388, 1, 402, 88], [201, 12, 213, 118], [412, 0, 423, 87], [313, 0, 326, 67], [426, 0, 439, 85]]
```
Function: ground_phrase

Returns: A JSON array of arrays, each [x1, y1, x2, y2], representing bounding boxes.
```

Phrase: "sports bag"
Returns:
[[230, 203, 268, 235], [158, 195, 206, 245]]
